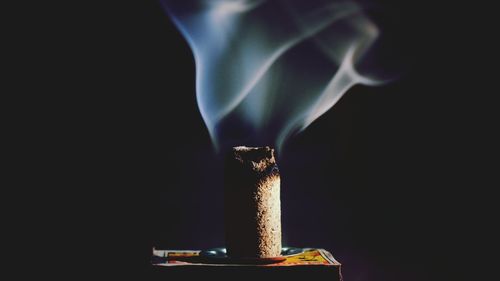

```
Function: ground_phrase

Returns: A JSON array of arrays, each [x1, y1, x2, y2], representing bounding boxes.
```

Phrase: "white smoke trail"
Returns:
[[162, 0, 384, 151]]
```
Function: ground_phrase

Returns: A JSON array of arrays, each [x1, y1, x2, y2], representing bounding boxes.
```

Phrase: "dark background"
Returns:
[[18, 0, 492, 280]]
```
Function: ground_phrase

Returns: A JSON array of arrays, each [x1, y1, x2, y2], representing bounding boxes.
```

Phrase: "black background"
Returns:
[[17, 0, 493, 280]]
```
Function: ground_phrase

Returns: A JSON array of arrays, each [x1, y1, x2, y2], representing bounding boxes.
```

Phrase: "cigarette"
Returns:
[[224, 146, 281, 258]]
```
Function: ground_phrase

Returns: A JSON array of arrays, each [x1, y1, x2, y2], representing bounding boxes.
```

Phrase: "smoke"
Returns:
[[162, 0, 385, 151]]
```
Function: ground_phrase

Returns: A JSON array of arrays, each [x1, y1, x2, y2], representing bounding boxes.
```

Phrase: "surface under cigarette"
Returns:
[[224, 146, 281, 258]]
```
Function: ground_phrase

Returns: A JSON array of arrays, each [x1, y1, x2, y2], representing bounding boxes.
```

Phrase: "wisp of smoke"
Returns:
[[162, 0, 384, 151]]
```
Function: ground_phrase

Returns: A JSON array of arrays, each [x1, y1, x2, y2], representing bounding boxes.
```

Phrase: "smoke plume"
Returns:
[[162, 0, 384, 151]]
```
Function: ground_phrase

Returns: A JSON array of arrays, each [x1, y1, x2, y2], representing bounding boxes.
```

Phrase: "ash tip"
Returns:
[[233, 145, 272, 152], [232, 146, 274, 159], [231, 146, 276, 172]]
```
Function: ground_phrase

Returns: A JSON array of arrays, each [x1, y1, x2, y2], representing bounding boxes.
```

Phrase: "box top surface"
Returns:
[[152, 248, 340, 267]]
